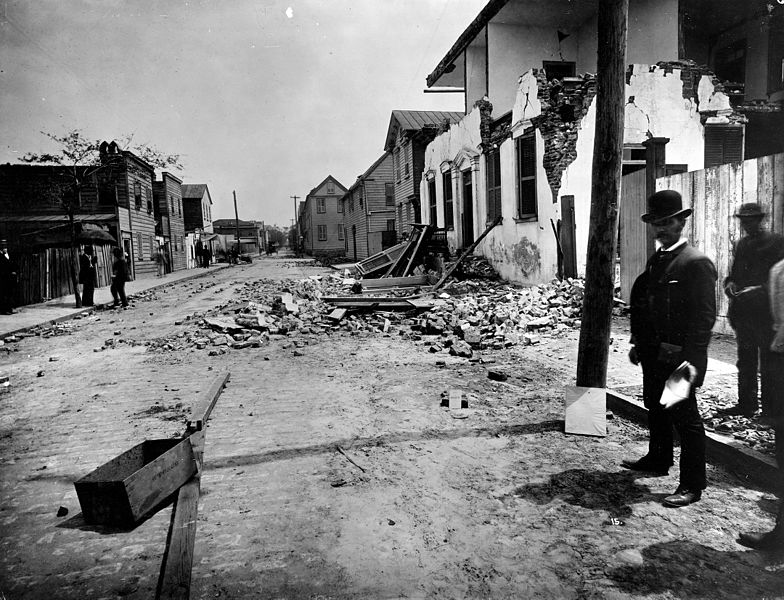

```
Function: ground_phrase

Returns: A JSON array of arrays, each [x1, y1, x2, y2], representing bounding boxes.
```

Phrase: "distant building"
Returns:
[[300, 175, 348, 256], [340, 152, 395, 261], [384, 110, 464, 239], [152, 171, 186, 272], [181, 183, 215, 267], [212, 218, 264, 256]]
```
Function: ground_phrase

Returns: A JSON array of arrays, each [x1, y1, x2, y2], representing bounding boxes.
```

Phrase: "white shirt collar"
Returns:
[[656, 237, 688, 252]]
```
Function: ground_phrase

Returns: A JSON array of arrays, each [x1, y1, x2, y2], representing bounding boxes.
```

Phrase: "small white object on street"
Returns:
[[564, 386, 607, 437]]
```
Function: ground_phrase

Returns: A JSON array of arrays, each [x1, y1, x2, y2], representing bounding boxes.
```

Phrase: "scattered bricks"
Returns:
[[523, 333, 541, 345], [450, 341, 473, 358], [488, 370, 508, 382]]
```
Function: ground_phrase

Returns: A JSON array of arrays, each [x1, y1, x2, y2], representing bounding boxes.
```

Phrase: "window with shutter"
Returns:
[[704, 124, 744, 167], [428, 178, 437, 226], [443, 171, 454, 230], [486, 148, 502, 222], [516, 135, 537, 218]]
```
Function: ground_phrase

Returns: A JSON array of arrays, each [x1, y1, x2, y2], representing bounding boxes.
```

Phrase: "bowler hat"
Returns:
[[641, 190, 692, 223], [734, 203, 766, 218]]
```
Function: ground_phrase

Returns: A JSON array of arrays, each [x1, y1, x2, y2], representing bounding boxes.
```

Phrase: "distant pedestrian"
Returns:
[[0, 239, 17, 315], [195, 239, 204, 268], [202, 246, 211, 268], [737, 256, 784, 551], [719, 203, 784, 419], [155, 247, 165, 277], [624, 190, 717, 507], [110, 247, 129, 308], [79, 245, 98, 306]]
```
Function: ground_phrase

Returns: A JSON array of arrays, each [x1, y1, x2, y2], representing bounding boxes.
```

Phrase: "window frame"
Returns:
[[385, 183, 395, 207], [338, 223, 345, 240], [316, 197, 326, 213], [515, 134, 537, 220], [317, 224, 327, 241], [428, 177, 437, 226], [443, 171, 454, 230], [485, 147, 502, 223]]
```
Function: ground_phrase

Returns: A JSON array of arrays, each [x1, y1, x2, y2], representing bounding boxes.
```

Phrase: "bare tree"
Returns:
[[22, 130, 181, 307]]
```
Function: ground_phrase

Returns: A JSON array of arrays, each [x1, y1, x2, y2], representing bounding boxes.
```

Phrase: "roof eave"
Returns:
[[425, 0, 509, 88]]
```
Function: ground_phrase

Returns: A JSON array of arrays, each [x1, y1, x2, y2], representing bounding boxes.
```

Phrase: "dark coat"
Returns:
[[79, 253, 97, 285], [112, 257, 129, 284], [630, 243, 717, 386]]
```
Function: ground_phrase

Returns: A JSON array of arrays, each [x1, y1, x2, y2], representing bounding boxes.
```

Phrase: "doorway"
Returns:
[[461, 170, 474, 247]]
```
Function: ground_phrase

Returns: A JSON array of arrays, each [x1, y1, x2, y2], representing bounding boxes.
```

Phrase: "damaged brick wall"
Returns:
[[647, 59, 745, 126], [530, 70, 597, 203]]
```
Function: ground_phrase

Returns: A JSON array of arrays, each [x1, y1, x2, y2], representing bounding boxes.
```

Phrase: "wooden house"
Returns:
[[153, 171, 186, 273], [340, 152, 395, 261], [384, 110, 464, 240], [300, 175, 348, 257]]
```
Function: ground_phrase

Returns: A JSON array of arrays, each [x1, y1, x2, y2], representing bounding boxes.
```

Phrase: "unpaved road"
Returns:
[[0, 256, 782, 599]]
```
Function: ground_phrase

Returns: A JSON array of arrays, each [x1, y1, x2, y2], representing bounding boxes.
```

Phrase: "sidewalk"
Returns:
[[0, 263, 230, 339]]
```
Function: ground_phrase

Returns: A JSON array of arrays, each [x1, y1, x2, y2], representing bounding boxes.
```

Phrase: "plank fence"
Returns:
[[657, 153, 784, 333], [12, 245, 114, 306]]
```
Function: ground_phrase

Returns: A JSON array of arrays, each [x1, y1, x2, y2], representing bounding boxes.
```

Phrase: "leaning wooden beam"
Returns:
[[432, 216, 502, 291], [157, 372, 230, 600], [186, 372, 230, 432], [155, 431, 204, 600]]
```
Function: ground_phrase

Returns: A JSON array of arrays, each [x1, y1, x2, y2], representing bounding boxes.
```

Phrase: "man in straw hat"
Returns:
[[624, 190, 717, 507], [719, 203, 784, 421]]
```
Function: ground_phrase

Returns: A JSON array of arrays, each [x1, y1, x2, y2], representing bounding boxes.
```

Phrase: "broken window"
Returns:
[[704, 124, 744, 167], [443, 171, 454, 230], [317, 197, 326, 213], [542, 61, 576, 81], [318, 224, 327, 241], [486, 148, 502, 222], [428, 178, 437, 226], [385, 183, 395, 207], [516, 134, 536, 218]]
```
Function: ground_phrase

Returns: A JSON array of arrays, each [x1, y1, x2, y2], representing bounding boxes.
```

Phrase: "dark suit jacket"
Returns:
[[630, 243, 717, 386]]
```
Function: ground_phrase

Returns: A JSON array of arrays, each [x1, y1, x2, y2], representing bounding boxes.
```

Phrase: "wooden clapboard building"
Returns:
[[340, 152, 395, 261], [384, 110, 464, 240], [300, 175, 348, 257], [153, 171, 186, 273]]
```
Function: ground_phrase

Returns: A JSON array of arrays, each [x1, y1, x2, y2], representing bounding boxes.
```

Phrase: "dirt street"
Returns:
[[0, 255, 782, 599]]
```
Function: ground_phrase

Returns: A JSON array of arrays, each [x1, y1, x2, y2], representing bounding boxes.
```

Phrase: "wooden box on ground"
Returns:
[[74, 438, 197, 527]]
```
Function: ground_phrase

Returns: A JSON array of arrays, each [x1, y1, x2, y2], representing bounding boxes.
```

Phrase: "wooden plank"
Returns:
[[186, 372, 230, 432], [433, 216, 502, 290], [361, 275, 429, 288], [322, 295, 419, 304], [156, 431, 204, 600], [327, 308, 347, 321], [773, 153, 784, 235]]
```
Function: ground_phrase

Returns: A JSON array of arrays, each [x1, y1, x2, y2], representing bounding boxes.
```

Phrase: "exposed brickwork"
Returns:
[[531, 70, 597, 203]]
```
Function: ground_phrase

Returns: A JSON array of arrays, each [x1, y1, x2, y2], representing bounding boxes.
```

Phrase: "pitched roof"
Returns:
[[384, 110, 464, 150], [306, 175, 347, 198], [343, 152, 391, 196], [181, 183, 209, 200]]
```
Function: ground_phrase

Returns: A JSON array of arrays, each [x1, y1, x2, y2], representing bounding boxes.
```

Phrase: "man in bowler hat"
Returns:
[[624, 190, 717, 507], [719, 203, 784, 420]]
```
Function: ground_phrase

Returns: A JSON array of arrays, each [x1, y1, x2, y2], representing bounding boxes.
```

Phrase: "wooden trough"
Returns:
[[74, 437, 197, 528]]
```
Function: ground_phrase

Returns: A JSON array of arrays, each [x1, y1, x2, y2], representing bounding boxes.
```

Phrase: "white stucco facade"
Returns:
[[423, 63, 734, 286]]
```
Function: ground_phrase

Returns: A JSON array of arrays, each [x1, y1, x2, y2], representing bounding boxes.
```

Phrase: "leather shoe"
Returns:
[[663, 487, 701, 507], [716, 405, 756, 419], [738, 529, 784, 551], [621, 457, 669, 476]]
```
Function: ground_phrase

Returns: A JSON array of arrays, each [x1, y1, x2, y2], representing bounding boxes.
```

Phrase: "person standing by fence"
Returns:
[[78, 245, 98, 307], [719, 203, 784, 420], [0, 239, 17, 315], [110, 247, 129, 308]]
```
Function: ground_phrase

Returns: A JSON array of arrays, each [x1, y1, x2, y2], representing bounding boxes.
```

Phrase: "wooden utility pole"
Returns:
[[576, 0, 628, 388], [233, 191, 240, 257]]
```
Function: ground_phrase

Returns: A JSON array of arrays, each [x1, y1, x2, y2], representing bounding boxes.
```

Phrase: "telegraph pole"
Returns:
[[291, 195, 300, 256], [576, 0, 628, 388]]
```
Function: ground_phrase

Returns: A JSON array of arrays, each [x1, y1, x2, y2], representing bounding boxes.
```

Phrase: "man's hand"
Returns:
[[772, 331, 784, 354], [628, 346, 640, 365], [724, 281, 738, 297]]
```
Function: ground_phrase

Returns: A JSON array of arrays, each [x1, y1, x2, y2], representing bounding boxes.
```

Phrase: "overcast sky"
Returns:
[[0, 0, 486, 228]]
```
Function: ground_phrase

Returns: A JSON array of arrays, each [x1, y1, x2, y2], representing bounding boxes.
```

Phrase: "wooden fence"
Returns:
[[12, 245, 114, 306], [657, 153, 784, 333]]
